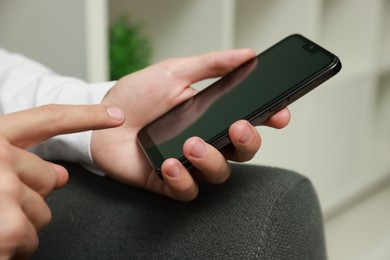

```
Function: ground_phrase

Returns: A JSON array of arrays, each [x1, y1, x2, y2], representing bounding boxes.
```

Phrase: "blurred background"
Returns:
[[1, 0, 389, 259]]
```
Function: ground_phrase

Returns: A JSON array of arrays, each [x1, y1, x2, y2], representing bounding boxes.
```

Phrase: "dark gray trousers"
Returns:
[[32, 163, 326, 259]]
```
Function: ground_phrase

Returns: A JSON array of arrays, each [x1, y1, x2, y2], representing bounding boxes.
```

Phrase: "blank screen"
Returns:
[[140, 35, 337, 168]]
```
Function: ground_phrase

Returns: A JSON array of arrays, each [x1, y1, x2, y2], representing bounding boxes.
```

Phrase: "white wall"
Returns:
[[0, 0, 87, 79]]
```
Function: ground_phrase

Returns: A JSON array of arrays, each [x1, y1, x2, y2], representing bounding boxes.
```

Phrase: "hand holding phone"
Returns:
[[137, 34, 342, 176]]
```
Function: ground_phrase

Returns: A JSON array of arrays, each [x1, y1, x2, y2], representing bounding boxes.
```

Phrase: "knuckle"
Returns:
[[232, 148, 256, 163], [0, 174, 23, 198], [0, 211, 30, 247], [213, 167, 231, 184], [0, 139, 13, 163], [209, 161, 231, 184], [39, 189, 53, 199], [164, 181, 198, 202], [37, 204, 52, 231], [208, 51, 224, 74], [177, 187, 198, 202], [86, 105, 107, 123], [203, 153, 231, 184], [207, 51, 218, 70], [34, 176, 56, 199], [38, 104, 66, 122]]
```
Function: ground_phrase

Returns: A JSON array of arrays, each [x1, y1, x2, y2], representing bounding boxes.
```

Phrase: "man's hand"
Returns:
[[0, 104, 124, 259], [91, 49, 290, 201]]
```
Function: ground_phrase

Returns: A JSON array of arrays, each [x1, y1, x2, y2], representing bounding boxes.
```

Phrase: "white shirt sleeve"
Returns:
[[0, 48, 115, 175]]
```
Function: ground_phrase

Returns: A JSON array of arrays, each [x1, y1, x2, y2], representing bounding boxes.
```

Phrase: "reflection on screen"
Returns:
[[144, 35, 334, 164]]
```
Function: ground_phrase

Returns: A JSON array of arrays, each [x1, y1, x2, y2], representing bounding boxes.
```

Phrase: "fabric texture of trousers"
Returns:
[[32, 163, 327, 260]]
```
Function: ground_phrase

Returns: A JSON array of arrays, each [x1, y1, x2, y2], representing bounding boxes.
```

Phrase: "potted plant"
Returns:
[[109, 16, 152, 80]]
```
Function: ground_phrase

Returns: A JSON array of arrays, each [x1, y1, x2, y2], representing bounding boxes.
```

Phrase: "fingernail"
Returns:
[[106, 106, 124, 121], [166, 163, 181, 178], [190, 140, 207, 158], [239, 125, 252, 144]]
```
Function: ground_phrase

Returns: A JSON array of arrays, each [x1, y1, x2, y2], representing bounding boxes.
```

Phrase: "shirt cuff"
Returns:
[[81, 81, 116, 176], [30, 81, 116, 176]]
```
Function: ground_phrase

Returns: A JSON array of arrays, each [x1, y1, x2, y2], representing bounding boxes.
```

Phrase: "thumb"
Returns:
[[160, 48, 256, 85]]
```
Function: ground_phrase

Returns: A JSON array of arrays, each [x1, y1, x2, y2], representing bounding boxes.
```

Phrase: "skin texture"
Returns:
[[91, 49, 290, 202], [0, 49, 290, 259], [0, 104, 124, 259]]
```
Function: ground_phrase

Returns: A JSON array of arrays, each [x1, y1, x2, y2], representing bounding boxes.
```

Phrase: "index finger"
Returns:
[[0, 104, 124, 148]]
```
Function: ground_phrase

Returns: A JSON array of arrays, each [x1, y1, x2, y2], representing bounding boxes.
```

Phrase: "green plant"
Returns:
[[109, 16, 152, 80]]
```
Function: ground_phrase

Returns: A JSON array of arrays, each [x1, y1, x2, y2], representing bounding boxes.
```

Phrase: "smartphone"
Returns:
[[137, 34, 342, 176]]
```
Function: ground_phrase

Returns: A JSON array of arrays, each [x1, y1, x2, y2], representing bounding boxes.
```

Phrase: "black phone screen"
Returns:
[[137, 34, 341, 173]]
